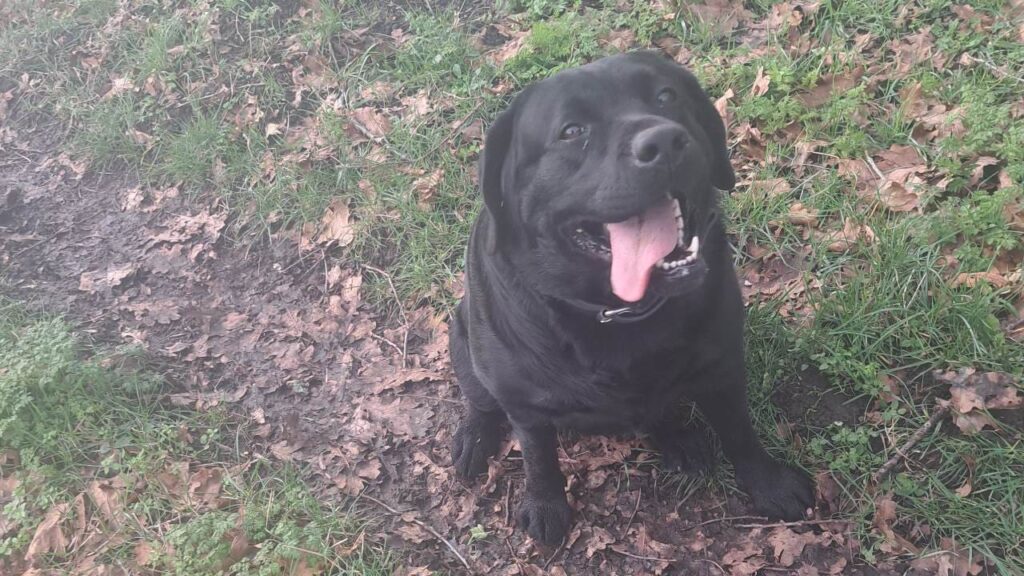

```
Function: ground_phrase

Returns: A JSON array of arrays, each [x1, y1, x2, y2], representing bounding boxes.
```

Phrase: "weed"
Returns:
[[503, 12, 604, 83]]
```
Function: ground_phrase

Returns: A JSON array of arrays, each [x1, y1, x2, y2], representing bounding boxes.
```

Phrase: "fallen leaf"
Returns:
[[487, 30, 529, 66], [102, 76, 135, 100], [326, 265, 344, 288], [314, 198, 354, 247], [873, 493, 919, 554], [951, 270, 1010, 289], [681, 0, 754, 36], [909, 537, 987, 576], [877, 178, 920, 212], [26, 503, 69, 561], [751, 66, 771, 97], [768, 527, 820, 567], [793, 140, 825, 175], [413, 169, 444, 210], [88, 476, 126, 527], [585, 526, 615, 558], [796, 67, 864, 108], [355, 459, 381, 481], [360, 396, 435, 439], [134, 541, 156, 566], [788, 202, 818, 227], [889, 27, 941, 75], [396, 521, 431, 544], [722, 538, 767, 576], [457, 118, 484, 143], [350, 107, 391, 139], [749, 178, 791, 198], [188, 467, 225, 510], [823, 218, 876, 252], [937, 369, 1022, 413], [156, 461, 189, 499], [603, 28, 635, 52], [400, 90, 431, 119], [828, 557, 848, 575], [360, 80, 395, 101], [79, 264, 135, 293], [147, 210, 226, 246], [714, 88, 735, 129]]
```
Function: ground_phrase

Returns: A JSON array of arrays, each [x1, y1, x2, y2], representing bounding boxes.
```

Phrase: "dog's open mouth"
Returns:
[[569, 196, 701, 302]]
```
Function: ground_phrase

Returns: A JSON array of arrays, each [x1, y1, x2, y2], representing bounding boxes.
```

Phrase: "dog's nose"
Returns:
[[631, 124, 687, 166]]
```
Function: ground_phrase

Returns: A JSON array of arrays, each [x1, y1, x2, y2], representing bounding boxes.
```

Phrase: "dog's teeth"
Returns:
[[688, 235, 699, 256]]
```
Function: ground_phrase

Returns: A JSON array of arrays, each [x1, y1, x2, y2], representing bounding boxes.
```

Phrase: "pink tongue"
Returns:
[[606, 199, 678, 302]]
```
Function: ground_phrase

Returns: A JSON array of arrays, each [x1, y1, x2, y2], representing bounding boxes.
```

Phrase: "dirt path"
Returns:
[[1, 112, 901, 575]]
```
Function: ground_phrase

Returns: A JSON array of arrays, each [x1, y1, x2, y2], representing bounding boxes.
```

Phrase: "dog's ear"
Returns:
[[478, 96, 520, 253], [678, 68, 736, 191]]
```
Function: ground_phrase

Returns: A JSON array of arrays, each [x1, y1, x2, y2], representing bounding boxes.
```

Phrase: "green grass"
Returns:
[[0, 302, 391, 574], [3, 0, 1024, 572]]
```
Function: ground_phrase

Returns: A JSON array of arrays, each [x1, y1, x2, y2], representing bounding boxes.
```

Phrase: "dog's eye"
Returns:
[[656, 88, 677, 105], [559, 124, 586, 140]]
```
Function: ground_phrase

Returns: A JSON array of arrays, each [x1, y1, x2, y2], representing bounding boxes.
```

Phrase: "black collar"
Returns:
[[560, 295, 669, 324]]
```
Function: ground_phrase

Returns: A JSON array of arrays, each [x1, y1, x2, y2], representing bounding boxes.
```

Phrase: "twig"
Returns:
[[369, 332, 404, 357], [872, 404, 949, 484], [362, 264, 409, 367], [397, 393, 463, 405], [622, 488, 642, 536], [321, 248, 329, 295], [503, 480, 513, 527], [609, 547, 683, 563], [543, 533, 569, 570], [420, 100, 484, 161], [734, 519, 852, 529], [360, 494, 472, 573], [863, 153, 884, 180], [678, 515, 765, 532]]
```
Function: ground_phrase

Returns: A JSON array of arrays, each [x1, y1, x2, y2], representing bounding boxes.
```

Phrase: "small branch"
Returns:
[[542, 533, 569, 570], [734, 519, 852, 529], [622, 488, 642, 536], [872, 404, 949, 484], [863, 153, 884, 181], [360, 494, 472, 572], [422, 101, 484, 160], [362, 264, 409, 367], [503, 480, 513, 528], [678, 515, 765, 532], [609, 547, 683, 564]]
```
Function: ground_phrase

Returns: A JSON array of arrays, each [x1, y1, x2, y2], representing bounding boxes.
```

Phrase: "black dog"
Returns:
[[449, 51, 813, 545]]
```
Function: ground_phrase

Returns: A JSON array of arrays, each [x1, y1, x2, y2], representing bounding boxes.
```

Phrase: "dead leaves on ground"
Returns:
[[875, 493, 988, 575], [11, 461, 317, 573], [936, 368, 1022, 435]]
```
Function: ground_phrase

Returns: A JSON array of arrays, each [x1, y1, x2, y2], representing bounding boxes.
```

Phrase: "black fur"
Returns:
[[449, 52, 813, 545]]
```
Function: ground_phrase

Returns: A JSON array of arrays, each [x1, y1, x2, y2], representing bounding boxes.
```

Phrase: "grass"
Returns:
[[0, 302, 391, 574], [2, 0, 1023, 572]]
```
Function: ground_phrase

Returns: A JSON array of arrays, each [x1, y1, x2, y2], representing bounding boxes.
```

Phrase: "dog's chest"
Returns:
[[538, 344, 696, 432]]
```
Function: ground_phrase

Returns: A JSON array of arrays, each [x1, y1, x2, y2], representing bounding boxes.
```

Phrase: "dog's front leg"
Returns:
[[689, 366, 814, 521], [513, 422, 571, 545]]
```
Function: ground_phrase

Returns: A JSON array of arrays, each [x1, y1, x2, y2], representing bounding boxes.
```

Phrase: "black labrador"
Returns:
[[449, 51, 813, 545]]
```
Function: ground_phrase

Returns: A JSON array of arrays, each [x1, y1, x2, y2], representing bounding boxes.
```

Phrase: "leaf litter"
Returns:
[[2, 0, 1023, 574]]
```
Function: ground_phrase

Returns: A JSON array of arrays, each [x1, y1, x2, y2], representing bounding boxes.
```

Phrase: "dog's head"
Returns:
[[479, 51, 735, 305]]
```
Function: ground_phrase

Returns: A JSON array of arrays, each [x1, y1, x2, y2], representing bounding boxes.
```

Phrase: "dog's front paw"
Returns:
[[737, 460, 814, 521], [452, 413, 502, 479], [518, 492, 572, 545], [654, 426, 714, 474]]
